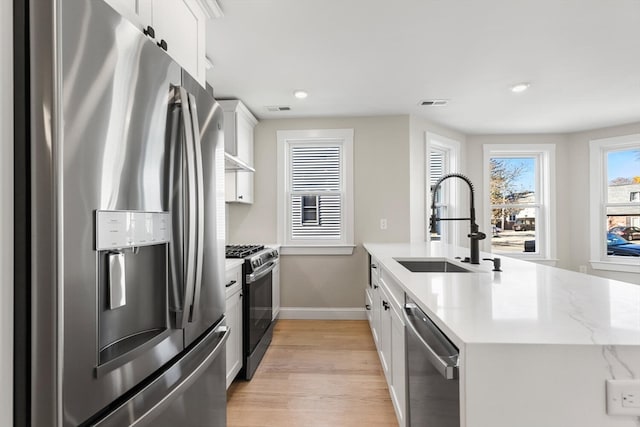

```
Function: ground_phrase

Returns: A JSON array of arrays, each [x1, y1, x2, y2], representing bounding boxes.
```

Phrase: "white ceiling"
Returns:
[[205, 0, 640, 134]]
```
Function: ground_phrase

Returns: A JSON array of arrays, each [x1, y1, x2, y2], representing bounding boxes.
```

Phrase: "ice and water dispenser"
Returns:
[[95, 210, 172, 375]]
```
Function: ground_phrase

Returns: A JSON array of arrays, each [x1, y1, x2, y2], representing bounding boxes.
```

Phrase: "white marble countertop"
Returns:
[[225, 258, 244, 271], [364, 242, 640, 346]]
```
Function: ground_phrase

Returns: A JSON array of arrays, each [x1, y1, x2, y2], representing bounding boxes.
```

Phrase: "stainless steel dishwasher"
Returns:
[[404, 296, 460, 427]]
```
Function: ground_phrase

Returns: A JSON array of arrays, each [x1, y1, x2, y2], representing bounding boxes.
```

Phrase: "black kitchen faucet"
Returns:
[[430, 173, 486, 264]]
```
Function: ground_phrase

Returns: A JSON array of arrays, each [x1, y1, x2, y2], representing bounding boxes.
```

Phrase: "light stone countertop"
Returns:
[[224, 258, 244, 271], [364, 242, 640, 347]]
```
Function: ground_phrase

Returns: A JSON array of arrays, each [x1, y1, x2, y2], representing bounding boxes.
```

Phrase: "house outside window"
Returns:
[[426, 133, 460, 244], [277, 129, 354, 255], [589, 134, 640, 273], [483, 144, 556, 261]]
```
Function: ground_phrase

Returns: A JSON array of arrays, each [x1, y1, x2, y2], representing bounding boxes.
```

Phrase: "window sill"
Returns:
[[280, 245, 356, 256], [589, 260, 640, 274]]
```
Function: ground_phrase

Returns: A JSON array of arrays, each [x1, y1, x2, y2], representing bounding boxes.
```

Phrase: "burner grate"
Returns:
[[225, 244, 265, 258]]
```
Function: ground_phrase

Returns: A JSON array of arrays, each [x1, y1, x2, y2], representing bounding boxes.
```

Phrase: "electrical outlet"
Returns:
[[606, 379, 640, 415], [623, 391, 640, 408], [380, 219, 387, 230]]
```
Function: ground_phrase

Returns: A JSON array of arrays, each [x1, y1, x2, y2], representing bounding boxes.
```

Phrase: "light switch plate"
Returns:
[[606, 379, 640, 415]]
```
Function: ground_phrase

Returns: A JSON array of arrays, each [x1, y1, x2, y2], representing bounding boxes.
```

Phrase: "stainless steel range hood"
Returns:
[[224, 152, 255, 172]]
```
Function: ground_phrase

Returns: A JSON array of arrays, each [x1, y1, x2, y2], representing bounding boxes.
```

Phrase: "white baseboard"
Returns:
[[278, 307, 367, 320]]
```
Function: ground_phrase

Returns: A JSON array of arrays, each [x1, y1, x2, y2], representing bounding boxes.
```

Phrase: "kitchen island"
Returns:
[[364, 242, 640, 427]]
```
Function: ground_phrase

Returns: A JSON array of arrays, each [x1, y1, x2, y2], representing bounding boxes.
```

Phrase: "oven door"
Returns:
[[245, 262, 275, 353], [243, 261, 275, 379]]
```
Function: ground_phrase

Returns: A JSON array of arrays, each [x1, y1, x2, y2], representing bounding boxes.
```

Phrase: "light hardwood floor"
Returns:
[[227, 320, 398, 427]]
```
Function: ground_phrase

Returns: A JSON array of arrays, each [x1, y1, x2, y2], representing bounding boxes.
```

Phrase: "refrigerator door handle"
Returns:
[[187, 91, 205, 323], [177, 86, 198, 328]]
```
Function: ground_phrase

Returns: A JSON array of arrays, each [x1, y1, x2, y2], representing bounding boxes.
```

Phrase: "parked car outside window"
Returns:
[[607, 233, 640, 256], [609, 226, 640, 241], [513, 219, 535, 231]]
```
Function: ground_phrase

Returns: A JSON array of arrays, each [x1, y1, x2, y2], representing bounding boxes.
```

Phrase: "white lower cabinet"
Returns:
[[367, 257, 407, 427], [365, 287, 373, 326], [378, 286, 392, 382], [390, 304, 406, 426], [225, 264, 243, 389]]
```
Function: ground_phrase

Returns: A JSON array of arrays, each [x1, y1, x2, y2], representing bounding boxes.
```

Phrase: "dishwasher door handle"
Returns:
[[404, 303, 459, 380]]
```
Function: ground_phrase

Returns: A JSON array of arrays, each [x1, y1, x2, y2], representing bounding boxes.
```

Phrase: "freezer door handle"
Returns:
[[92, 323, 230, 427], [176, 86, 198, 329], [187, 91, 205, 324]]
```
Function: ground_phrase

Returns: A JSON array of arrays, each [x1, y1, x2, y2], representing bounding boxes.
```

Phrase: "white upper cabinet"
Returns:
[[152, 1, 206, 85], [103, 0, 152, 28], [103, 0, 213, 86], [219, 100, 258, 204]]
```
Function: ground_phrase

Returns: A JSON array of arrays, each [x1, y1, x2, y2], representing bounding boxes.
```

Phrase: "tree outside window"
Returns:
[[489, 157, 538, 254]]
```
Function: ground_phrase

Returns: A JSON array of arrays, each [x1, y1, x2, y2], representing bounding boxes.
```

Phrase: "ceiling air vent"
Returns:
[[265, 105, 291, 112], [419, 99, 449, 106]]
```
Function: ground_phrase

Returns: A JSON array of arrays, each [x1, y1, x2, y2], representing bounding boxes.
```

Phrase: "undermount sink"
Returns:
[[394, 258, 471, 273]]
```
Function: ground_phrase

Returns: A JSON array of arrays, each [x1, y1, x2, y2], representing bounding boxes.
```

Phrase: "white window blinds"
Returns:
[[289, 145, 342, 240], [429, 150, 445, 187]]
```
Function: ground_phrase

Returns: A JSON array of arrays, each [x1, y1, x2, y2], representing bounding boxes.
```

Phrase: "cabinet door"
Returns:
[[225, 289, 242, 389], [233, 110, 255, 203], [379, 287, 392, 382], [390, 306, 406, 427], [272, 262, 280, 320], [235, 114, 254, 164], [235, 172, 253, 203], [365, 288, 373, 326], [152, 0, 205, 85], [371, 279, 381, 348], [103, 0, 152, 28]]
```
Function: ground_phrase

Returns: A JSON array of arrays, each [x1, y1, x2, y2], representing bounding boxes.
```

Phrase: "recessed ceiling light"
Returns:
[[293, 90, 308, 99], [511, 82, 531, 93]]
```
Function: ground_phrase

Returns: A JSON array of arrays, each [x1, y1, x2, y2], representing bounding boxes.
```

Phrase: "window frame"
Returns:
[[589, 134, 640, 273], [277, 129, 355, 255], [426, 133, 461, 244], [483, 144, 556, 263]]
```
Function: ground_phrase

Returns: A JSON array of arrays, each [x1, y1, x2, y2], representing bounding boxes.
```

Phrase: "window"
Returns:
[[300, 195, 319, 225], [277, 129, 354, 255], [589, 134, 640, 273], [483, 145, 556, 261], [426, 133, 460, 244]]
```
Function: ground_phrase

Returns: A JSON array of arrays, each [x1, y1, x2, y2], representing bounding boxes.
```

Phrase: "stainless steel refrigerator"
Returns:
[[13, 1, 228, 425]]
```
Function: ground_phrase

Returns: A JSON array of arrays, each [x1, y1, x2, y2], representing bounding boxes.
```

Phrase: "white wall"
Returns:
[[228, 116, 411, 308], [409, 115, 467, 243], [567, 122, 640, 284], [229, 115, 639, 311], [466, 128, 640, 284], [1, 0, 13, 423], [465, 134, 570, 267]]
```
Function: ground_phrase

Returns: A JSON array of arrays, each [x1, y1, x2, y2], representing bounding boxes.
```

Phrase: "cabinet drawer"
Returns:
[[380, 268, 403, 310], [365, 288, 373, 325], [370, 256, 380, 287], [225, 267, 242, 298]]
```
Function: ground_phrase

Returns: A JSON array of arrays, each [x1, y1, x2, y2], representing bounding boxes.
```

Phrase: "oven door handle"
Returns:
[[246, 261, 276, 284]]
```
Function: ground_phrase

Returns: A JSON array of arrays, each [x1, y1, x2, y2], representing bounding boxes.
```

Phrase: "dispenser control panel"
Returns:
[[95, 210, 171, 250]]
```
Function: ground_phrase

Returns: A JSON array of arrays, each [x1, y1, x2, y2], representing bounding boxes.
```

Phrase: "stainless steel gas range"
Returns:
[[225, 245, 279, 380]]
